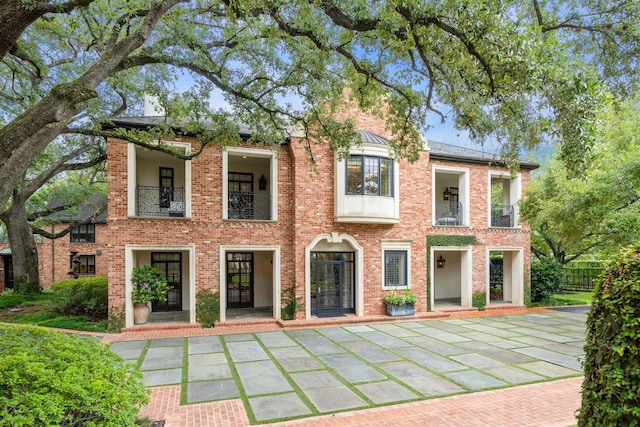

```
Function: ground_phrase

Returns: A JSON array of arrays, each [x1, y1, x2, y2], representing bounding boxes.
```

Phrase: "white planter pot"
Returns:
[[133, 303, 151, 324]]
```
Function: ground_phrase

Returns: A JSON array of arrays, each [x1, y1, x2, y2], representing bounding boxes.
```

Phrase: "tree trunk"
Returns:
[[0, 0, 181, 210], [3, 194, 40, 293]]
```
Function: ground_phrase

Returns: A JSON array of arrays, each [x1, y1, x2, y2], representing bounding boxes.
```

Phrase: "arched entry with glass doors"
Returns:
[[310, 252, 355, 317]]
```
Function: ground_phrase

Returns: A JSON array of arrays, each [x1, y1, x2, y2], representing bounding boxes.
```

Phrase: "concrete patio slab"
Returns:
[[517, 360, 582, 377], [445, 370, 507, 390], [226, 341, 269, 362], [188, 362, 232, 381], [451, 353, 505, 369], [305, 385, 368, 412], [321, 353, 387, 383], [513, 346, 583, 371], [317, 327, 362, 342], [256, 331, 297, 348], [248, 392, 312, 421], [143, 368, 182, 387], [186, 379, 240, 403], [109, 340, 146, 360], [235, 360, 293, 395], [295, 335, 346, 355], [141, 346, 183, 370], [483, 364, 546, 384], [356, 380, 419, 404], [394, 347, 466, 372], [380, 361, 464, 396], [291, 370, 344, 390], [188, 336, 223, 354]]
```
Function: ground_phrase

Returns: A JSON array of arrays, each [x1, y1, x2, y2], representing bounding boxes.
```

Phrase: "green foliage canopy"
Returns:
[[521, 99, 640, 263], [1, 0, 640, 212]]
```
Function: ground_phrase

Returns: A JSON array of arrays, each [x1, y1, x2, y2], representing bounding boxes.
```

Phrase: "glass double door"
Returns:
[[151, 252, 182, 311], [311, 252, 355, 317], [227, 252, 254, 308]]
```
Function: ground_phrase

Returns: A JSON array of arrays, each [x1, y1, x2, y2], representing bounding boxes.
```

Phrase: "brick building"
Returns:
[[103, 106, 538, 328], [0, 212, 108, 293]]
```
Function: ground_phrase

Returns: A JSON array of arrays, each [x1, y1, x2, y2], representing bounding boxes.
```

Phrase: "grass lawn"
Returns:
[[530, 291, 594, 307], [0, 292, 108, 332]]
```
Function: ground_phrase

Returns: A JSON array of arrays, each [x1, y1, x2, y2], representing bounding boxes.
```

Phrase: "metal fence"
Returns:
[[562, 260, 606, 292]]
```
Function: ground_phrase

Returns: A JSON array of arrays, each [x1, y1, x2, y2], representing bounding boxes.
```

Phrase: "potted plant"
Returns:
[[383, 287, 417, 316], [131, 265, 171, 324]]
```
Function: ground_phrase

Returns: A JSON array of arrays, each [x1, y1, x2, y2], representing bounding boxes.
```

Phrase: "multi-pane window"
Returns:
[[69, 255, 95, 275], [70, 224, 95, 243], [384, 250, 407, 287], [346, 155, 392, 196]]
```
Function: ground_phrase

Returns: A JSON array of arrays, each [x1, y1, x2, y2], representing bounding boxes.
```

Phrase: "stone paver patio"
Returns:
[[108, 311, 586, 425]]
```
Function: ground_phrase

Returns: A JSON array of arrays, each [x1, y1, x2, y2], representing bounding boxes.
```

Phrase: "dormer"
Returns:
[[334, 130, 400, 224]]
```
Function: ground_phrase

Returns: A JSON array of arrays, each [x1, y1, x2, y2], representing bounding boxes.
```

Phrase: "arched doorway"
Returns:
[[306, 233, 363, 319]]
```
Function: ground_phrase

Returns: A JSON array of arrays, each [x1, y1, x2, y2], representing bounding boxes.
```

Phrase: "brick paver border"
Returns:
[[141, 377, 581, 426]]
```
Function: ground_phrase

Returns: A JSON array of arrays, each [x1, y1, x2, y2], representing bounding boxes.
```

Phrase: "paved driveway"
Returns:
[[109, 312, 586, 424]]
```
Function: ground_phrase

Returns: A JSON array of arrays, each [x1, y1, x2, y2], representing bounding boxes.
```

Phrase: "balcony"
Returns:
[[136, 186, 185, 217], [228, 190, 272, 220], [435, 201, 463, 226], [491, 205, 515, 227]]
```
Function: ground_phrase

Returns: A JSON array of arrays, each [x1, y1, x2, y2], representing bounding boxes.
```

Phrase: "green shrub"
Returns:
[[472, 292, 486, 311], [0, 325, 149, 426], [196, 289, 220, 328], [50, 277, 108, 320], [281, 284, 303, 320], [578, 244, 640, 426], [530, 257, 564, 302]]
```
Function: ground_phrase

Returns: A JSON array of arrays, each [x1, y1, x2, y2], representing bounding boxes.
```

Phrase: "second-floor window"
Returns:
[[347, 155, 392, 196], [70, 224, 95, 243]]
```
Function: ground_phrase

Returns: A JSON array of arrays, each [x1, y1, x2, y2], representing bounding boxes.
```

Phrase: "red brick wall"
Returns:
[[104, 107, 533, 318], [37, 223, 109, 289], [105, 137, 297, 311]]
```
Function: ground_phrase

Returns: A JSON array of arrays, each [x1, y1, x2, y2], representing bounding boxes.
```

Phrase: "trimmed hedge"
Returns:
[[50, 277, 108, 320], [0, 325, 149, 426], [530, 257, 564, 302], [578, 243, 640, 425]]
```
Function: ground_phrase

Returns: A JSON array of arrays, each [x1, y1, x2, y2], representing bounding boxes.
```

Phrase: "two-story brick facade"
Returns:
[[103, 109, 537, 328]]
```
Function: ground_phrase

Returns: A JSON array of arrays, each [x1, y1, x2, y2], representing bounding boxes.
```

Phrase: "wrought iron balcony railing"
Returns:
[[135, 186, 185, 217], [491, 204, 515, 227], [435, 201, 463, 226], [228, 190, 272, 220]]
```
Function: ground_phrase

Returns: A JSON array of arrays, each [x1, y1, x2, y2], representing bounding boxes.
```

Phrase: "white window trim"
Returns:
[[485, 246, 524, 306], [222, 147, 278, 221], [432, 165, 470, 227], [127, 140, 192, 218], [381, 240, 412, 290], [487, 171, 522, 228]]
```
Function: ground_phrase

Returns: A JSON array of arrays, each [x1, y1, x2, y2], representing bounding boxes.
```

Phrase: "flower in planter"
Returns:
[[383, 288, 417, 306]]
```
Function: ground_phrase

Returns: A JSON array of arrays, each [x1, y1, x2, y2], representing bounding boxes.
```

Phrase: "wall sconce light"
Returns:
[[443, 187, 451, 201], [436, 255, 446, 269], [259, 174, 267, 191]]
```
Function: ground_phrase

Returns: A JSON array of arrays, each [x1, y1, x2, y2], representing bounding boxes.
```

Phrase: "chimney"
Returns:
[[143, 94, 165, 116]]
